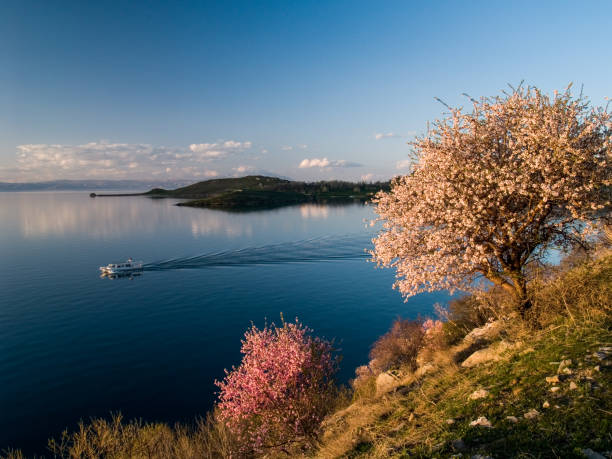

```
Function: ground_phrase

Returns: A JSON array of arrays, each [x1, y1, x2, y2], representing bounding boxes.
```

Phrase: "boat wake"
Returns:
[[143, 233, 373, 272]]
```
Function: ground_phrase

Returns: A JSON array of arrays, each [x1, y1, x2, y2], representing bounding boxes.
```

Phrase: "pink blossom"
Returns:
[[215, 319, 338, 453], [371, 85, 611, 314]]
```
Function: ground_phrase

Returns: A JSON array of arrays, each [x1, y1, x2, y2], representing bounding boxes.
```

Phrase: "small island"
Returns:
[[96, 175, 391, 211]]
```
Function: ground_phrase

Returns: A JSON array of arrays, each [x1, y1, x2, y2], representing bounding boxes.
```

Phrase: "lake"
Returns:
[[0, 192, 452, 454]]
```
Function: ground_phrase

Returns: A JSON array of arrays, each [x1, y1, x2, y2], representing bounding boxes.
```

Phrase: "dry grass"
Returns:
[[41, 412, 235, 459], [315, 397, 396, 459], [314, 254, 612, 458], [369, 319, 424, 374], [527, 253, 611, 328]]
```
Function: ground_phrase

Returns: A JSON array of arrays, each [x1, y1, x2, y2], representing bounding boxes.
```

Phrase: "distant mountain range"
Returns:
[[0, 179, 197, 192]]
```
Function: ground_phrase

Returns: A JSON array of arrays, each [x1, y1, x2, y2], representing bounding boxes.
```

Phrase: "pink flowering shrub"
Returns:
[[215, 319, 338, 454], [421, 318, 446, 351]]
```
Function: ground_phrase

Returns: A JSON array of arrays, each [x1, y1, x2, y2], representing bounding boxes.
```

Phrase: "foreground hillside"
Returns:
[[317, 254, 611, 458]]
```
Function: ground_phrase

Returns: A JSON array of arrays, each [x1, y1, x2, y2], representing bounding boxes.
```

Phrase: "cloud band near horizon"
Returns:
[[2, 140, 253, 181]]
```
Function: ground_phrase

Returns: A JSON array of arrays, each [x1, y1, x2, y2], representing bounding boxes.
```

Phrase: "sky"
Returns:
[[1, 0, 611, 183]]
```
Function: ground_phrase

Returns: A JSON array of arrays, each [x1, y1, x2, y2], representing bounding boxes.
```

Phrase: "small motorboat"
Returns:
[[99, 258, 143, 275]]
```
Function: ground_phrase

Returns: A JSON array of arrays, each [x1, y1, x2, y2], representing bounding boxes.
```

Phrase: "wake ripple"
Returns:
[[143, 234, 373, 271]]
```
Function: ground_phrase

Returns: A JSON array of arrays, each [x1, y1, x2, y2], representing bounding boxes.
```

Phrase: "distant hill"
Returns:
[[142, 175, 390, 210], [146, 175, 292, 199], [0, 179, 196, 192]]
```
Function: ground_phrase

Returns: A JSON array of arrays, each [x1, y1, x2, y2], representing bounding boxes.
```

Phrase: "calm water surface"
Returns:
[[0, 192, 452, 453]]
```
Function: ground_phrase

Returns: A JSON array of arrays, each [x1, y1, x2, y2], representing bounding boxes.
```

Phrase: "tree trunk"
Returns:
[[512, 276, 532, 319], [484, 269, 532, 318]]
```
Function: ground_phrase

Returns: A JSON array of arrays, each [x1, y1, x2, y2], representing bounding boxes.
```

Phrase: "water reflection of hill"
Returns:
[[0, 193, 364, 239]]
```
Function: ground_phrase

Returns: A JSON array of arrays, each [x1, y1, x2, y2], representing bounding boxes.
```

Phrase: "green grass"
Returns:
[[339, 322, 610, 458], [329, 255, 611, 459]]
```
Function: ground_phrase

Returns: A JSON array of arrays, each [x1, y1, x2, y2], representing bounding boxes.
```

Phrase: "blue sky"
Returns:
[[1, 0, 610, 182]]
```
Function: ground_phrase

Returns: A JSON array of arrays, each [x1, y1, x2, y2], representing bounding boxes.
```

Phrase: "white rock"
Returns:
[[524, 409, 540, 419], [506, 416, 518, 423], [550, 386, 560, 393], [461, 341, 511, 368], [557, 359, 572, 374], [581, 448, 606, 459], [469, 416, 492, 428], [464, 320, 503, 344], [415, 362, 435, 378], [542, 401, 550, 408], [595, 346, 612, 361], [375, 371, 398, 396], [469, 389, 489, 400], [569, 381, 578, 390]]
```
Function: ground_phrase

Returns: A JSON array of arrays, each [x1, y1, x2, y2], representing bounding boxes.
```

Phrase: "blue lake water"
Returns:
[[0, 192, 453, 454]]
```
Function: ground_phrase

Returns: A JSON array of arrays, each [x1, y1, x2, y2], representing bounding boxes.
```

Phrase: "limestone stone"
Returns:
[[375, 371, 398, 396], [582, 448, 606, 459], [557, 359, 572, 374], [469, 416, 492, 428], [461, 341, 511, 368], [463, 320, 504, 344], [468, 389, 489, 400], [415, 362, 435, 378]]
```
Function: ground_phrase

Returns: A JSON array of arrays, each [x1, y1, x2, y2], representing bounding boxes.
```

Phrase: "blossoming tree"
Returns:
[[215, 319, 337, 454], [372, 85, 611, 315]]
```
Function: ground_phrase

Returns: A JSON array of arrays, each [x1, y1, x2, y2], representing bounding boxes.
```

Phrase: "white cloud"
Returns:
[[298, 157, 362, 168], [3, 140, 249, 181], [300, 158, 330, 168], [375, 132, 401, 140], [396, 159, 413, 169], [232, 165, 255, 174], [280, 145, 293, 151], [297, 144, 308, 149], [188, 140, 252, 159]]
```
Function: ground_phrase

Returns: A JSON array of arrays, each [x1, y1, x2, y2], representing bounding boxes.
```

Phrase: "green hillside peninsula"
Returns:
[[146, 176, 390, 210]]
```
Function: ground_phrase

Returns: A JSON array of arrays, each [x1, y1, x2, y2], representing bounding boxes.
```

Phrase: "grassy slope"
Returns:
[[317, 256, 612, 459]]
